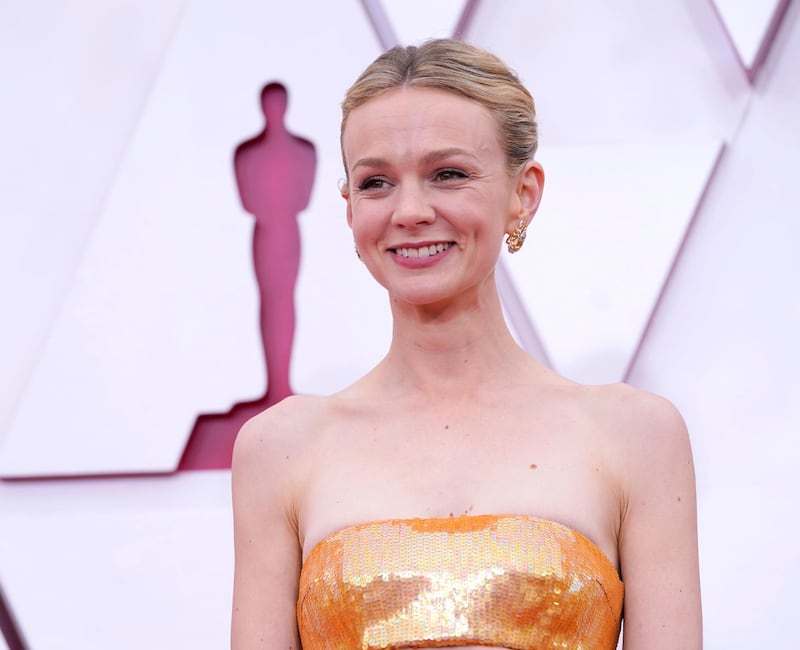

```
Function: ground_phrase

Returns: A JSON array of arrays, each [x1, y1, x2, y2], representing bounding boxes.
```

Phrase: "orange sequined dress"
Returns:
[[297, 514, 623, 649]]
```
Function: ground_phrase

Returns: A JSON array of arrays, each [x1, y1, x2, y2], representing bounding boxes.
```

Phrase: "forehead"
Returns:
[[342, 87, 501, 163]]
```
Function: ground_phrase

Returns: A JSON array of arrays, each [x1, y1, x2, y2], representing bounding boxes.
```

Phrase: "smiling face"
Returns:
[[342, 87, 542, 309]]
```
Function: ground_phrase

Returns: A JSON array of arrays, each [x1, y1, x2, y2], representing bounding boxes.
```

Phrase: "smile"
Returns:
[[391, 243, 454, 259]]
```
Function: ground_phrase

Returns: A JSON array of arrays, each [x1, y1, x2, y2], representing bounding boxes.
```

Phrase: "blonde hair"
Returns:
[[341, 38, 537, 176]]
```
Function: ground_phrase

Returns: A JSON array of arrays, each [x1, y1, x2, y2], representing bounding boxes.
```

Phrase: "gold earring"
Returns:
[[506, 220, 528, 254]]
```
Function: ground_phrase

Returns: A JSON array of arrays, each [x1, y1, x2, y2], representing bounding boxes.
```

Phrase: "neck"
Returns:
[[375, 280, 532, 399]]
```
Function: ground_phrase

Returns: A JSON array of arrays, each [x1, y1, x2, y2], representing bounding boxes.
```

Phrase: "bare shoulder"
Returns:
[[233, 394, 333, 464], [583, 381, 684, 420], [569, 381, 696, 525], [230, 394, 333, 649], [583, 385, 702, 647], [240, 392, 331, 438], [231, 394, 334, 512], [582, 382, 690, 461]]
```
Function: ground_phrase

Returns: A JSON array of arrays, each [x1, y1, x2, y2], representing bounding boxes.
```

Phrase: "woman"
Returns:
[[231, 39, 702, 649]]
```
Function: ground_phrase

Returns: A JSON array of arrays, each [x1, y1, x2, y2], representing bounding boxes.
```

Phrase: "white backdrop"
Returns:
[[0, 1, 797, 648]]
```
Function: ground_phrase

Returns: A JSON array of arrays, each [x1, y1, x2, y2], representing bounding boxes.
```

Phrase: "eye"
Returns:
[[357, 176, 390, 191], [434, 168, 469, 182]]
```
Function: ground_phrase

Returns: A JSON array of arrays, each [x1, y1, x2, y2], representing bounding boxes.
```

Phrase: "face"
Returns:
[[341, 87, 542, 309]]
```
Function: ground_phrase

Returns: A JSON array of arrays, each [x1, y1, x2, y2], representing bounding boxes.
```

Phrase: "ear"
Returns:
[[507, 160, 544, 233], [340, 180, 353, 228]]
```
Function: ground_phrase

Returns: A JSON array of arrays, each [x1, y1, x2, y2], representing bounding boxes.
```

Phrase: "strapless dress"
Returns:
[[297, 514, 623, 649]]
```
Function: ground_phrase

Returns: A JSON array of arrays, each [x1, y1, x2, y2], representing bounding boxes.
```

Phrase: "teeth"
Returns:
[[395, 242, 452, 258]]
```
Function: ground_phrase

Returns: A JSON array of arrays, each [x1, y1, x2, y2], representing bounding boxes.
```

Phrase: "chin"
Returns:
[[389, 284, 466, 309]]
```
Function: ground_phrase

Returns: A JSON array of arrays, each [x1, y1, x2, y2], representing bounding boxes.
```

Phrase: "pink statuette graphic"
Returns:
[[179, 83, 316, 470]]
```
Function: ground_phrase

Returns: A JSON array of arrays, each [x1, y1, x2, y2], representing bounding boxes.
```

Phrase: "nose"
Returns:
[[390, 180, 435, 228]]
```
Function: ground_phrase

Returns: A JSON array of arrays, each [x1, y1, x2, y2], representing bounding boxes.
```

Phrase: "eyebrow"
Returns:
[[350, 148, 478, 173]]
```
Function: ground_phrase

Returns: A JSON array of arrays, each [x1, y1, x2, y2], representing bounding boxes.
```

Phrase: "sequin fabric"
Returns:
[[297, 514, 623, 649]]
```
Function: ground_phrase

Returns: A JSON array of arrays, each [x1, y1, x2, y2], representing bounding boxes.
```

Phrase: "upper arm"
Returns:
[[231, 411, 303, 650], [617, 393, 702, 649]]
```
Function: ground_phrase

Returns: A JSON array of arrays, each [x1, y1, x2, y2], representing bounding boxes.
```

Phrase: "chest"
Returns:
[[298, 412, 621, 566]]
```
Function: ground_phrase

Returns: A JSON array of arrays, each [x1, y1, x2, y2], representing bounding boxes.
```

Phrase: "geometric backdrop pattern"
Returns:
[[1, 1, 798, 647]]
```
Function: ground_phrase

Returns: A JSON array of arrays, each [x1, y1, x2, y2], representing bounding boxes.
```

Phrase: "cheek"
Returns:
[[350, 212, 370, 240], [350, 201, 385, 240], [351, 223, 385, 266]]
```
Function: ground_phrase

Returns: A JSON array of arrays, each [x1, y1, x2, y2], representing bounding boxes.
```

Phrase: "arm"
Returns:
[[231, 409, 303, 649], [617, 392, 702, 649]]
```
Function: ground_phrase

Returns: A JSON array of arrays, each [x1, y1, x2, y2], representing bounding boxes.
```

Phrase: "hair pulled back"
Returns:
[[341, 38, 538, 176]]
